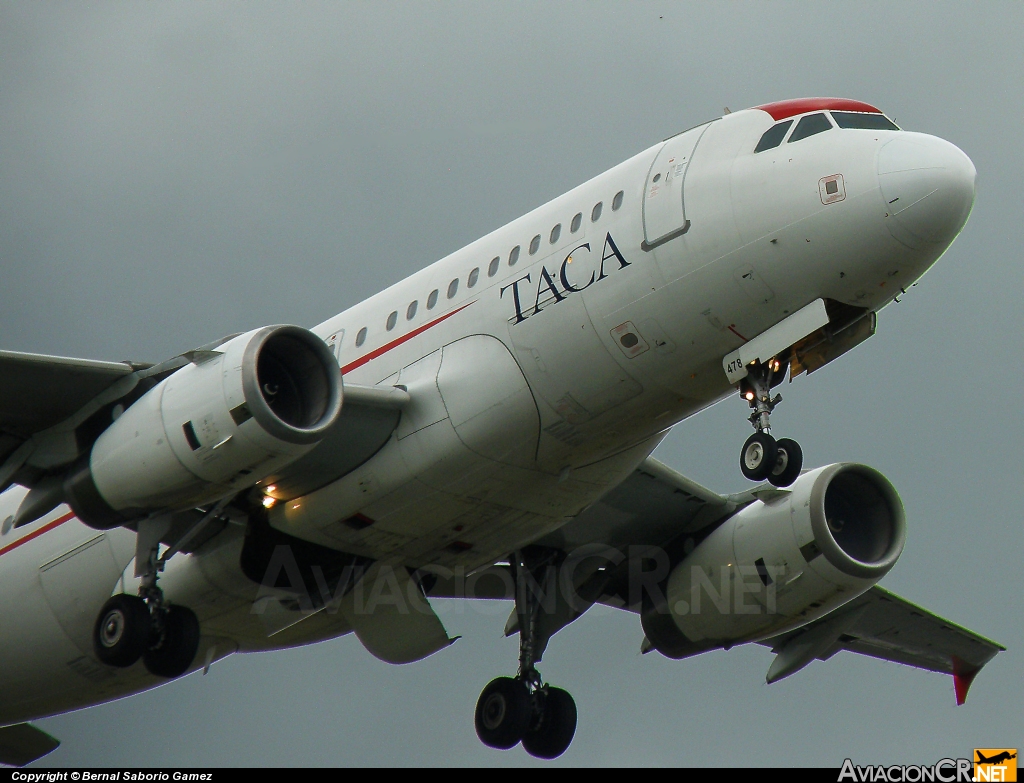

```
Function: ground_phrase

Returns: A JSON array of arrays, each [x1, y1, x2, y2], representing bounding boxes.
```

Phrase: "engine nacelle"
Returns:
[[65, 325, 342, 528], [642, 463, 906, 658]]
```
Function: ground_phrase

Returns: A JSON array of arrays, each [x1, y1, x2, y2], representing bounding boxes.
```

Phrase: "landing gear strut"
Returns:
[[93, 520, 200, 679], [475, 550, 577, 759], [738, 358, 803, 487]]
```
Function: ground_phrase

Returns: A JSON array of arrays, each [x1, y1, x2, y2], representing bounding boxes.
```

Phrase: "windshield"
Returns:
[[788, 113, 833, 143], [830, 111, 900, 131], [754, 120, 794, 153]]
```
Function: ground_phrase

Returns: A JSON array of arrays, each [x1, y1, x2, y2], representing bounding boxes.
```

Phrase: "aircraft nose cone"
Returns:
[[878, 134, 976, 248]]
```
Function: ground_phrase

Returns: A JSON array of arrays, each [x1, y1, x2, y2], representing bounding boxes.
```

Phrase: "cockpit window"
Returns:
[[788, 112, 833, 143], [754, 120, 793, 153], [830, 111, 900, 131]]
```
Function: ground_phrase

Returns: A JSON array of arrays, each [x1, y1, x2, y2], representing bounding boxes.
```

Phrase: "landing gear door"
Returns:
[[642, 123, 711, 249], [39, 532, 123, 658]]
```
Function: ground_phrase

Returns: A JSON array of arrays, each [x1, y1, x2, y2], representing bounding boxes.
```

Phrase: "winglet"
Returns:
[[952, 656, 980, 706]]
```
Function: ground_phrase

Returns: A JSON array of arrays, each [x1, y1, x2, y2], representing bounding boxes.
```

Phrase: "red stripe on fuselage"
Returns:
[[0, 510, 76, 558], [340, 301, 476, 376], [728, 325, 748, 341]]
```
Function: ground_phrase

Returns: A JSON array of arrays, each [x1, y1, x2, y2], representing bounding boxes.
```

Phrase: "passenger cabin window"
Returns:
[[488, 256, 500, 277], [386, 311, 398, 331], [754, 119, 794, 152], [570, 212, 582, 232], [447, 278, 459, 299], [509, 245, 520, 266], [550, 224, 561, 244], [591, 202, 602, 222], [830, 111, 900, 131], [427, 289, 439, 309], [355, 327, 367, 347], [529, 234, 541, 255], [406, 300, 417, 320], [468, 267, 479, 288], [612, 190, 624, 211], [788, 113, 832, 143]]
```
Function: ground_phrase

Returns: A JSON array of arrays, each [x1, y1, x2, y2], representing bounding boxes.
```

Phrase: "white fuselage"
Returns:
[[0, 103, 975, 725]]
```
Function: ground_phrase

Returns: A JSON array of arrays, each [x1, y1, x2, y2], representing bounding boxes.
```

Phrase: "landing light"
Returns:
[[745, 391, 755, 401], [262, 496, 276, 509]]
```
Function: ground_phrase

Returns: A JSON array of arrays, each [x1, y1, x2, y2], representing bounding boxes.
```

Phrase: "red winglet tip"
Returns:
[[952, 656, 980, 706]]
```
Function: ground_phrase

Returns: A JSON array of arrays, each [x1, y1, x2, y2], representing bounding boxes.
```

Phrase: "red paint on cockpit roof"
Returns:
[[754, 98, 882, 121]]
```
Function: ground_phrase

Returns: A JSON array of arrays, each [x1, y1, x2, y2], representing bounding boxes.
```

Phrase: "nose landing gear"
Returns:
[[738, 358, 803, 487], [474, 551, 578, 759]]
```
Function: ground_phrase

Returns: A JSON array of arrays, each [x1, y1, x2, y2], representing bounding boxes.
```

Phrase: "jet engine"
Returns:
[[642, 463, 905, 658], [62, 325, 342, 529]]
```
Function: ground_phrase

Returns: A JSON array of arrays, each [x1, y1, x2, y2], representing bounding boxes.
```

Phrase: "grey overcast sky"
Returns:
[[2, 1, 1021, 767]]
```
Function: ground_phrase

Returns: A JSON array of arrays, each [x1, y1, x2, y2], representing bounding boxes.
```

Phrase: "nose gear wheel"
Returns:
[[769, 437, 803, 487], [741, 432, 777, 481]]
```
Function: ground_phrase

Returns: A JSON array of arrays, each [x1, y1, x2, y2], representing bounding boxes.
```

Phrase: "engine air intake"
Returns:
[[824, 470, 895, 563], [811, 464, 905, 579], [242, 326, 342, 445]]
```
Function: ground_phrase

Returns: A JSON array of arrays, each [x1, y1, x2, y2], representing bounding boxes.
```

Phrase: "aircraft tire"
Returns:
[[93, 594, 151, 668], [740, 432, 777, 481], [143, 605, 200, 679], [475, 677, 531, 750], [522, 687, 577, 759], [768, 438, 803, 487]]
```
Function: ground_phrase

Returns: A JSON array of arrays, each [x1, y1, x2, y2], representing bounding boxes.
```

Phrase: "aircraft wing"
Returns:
[[432, 457, 1003, 703], [759, 585, 1005, 703], [0, 722, 60, 767], [537, 456, 738, 556], [535, 456, 793, 613], [0, 349, 141, 462]]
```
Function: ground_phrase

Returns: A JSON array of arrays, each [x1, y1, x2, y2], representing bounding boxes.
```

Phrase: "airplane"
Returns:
[[976, 752, 1017, 765], [0, 96, 1004, 764]]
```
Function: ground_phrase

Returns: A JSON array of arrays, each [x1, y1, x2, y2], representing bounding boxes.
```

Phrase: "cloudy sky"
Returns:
[[2, 1, 1021, 767]]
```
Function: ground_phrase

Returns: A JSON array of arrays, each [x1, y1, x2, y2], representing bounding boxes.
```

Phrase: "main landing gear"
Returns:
[[474, 551, 577, 759], [93, 535, 200, 678], [738, 358, 803, 487]]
